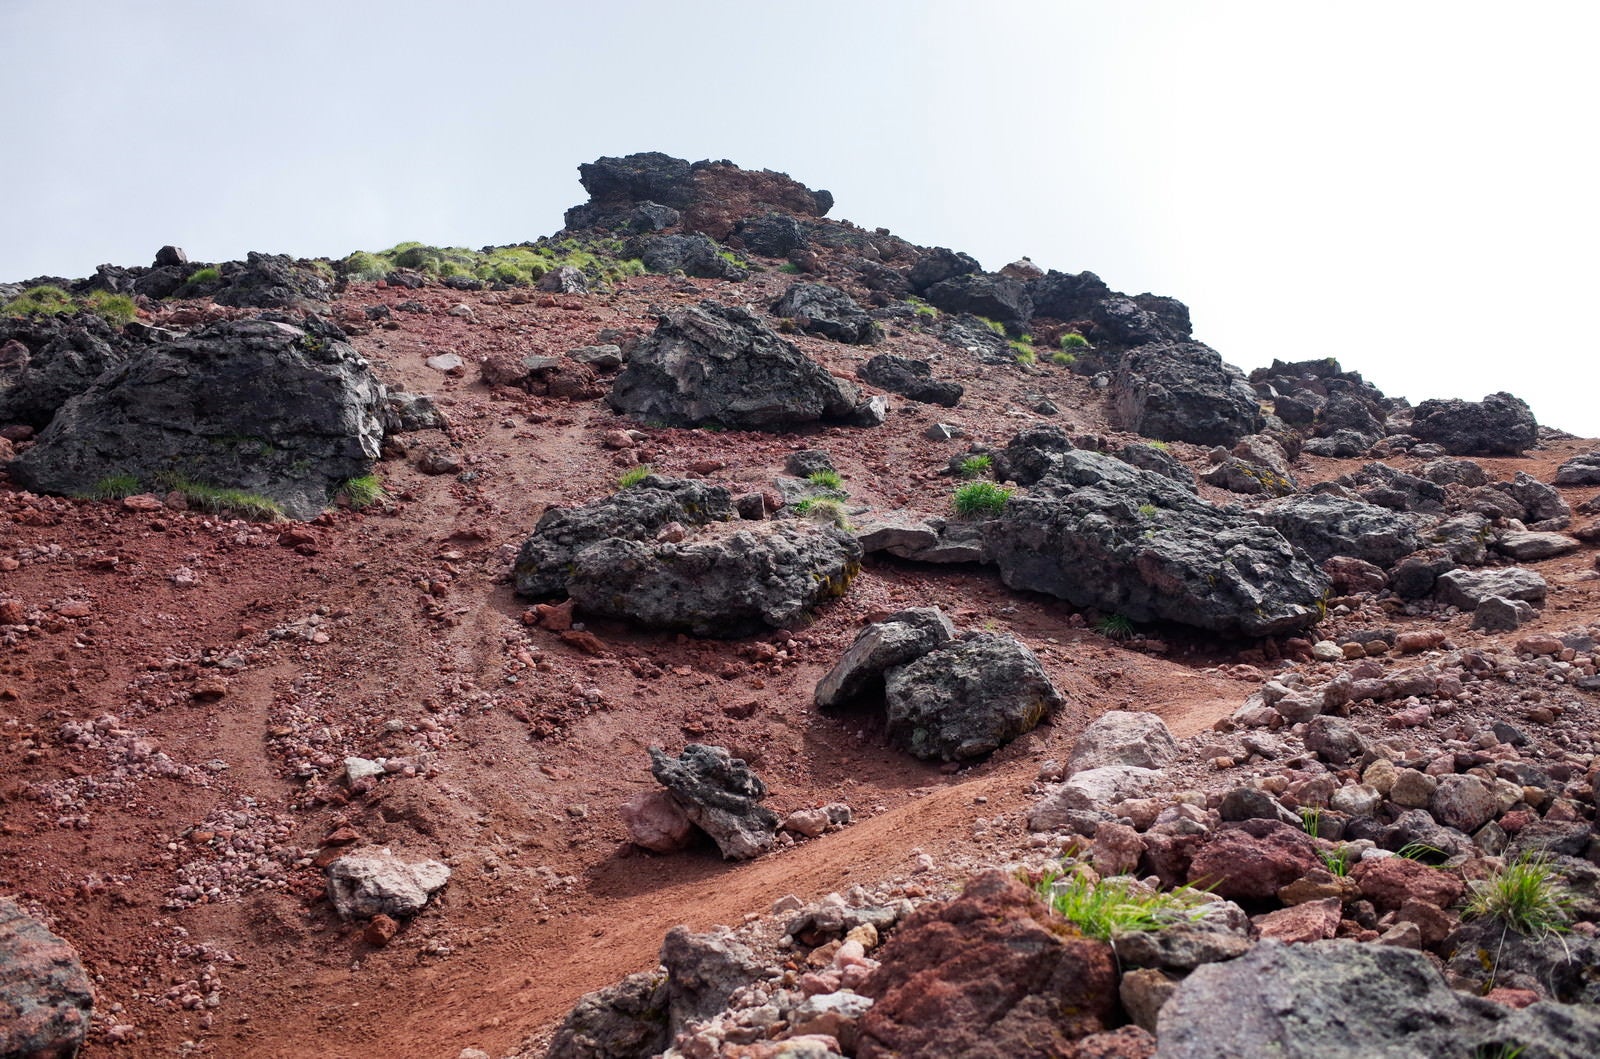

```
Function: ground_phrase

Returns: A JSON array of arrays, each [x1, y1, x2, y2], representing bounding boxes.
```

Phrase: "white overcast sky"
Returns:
[[3, 1, 1596, 435]]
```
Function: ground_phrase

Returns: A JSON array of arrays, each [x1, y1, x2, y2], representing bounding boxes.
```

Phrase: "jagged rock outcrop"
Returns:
[[648, 744, 779, 860], [212, 252, 334, 309], [1410, 391, 1539, 455], [565, 522, 861, 637], [923, 273, 1033, 332], [984, 449, 1328, 636], [1028, 271, 1191, 349], [992, 424, 1076, 486], [544, 972, 670, 1059], [773, 283, 881, 344], [10, 317, 385, 519], [0, 311, 131, 428], [1253, 493, 1423, 567], [0, 898, 95, 1059], [1555, 450, 1600, 485], [1110, 342, 1264, 446], [512, 476, 735, 597], [882, 632, 1062, 761], [564, 153, 832, 239], [630, 233, 749, 280], [606, 301, 862, 430], [857, 354, 962, 407]]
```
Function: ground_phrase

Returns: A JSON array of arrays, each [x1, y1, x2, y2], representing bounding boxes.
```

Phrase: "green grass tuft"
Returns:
[[807, 469, 844, 491], [959, 454, 993, 479], [187, 266, 222, 285], [82, 474, 142, 500], [1035, 866, 1208, 941], [1009, 339, 1037, 364], [778, 262, 802, 274], [3, 285, 75, 317], [952, 481, 1012, 517], [1465, 852, 1575, 939], [339, 474, 386, 509], [1051, 351, 1076, 366], [1060, 332, 1090, 350], [1095, 614, 1136, 640], [617, 465, 652, 489], [156, 473, 284, 521], [85, 290, 138, 325], [793, 496, 850, 529]]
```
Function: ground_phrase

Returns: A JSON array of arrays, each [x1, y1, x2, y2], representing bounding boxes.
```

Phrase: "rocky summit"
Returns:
[[2, 151, 1599, 1059]]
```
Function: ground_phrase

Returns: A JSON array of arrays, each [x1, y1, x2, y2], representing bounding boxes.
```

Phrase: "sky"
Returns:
[[3, 0, 1597, 435]]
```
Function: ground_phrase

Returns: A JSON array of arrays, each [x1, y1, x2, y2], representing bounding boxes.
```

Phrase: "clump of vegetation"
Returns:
[[953, 481, 1012, 517], [979, 316, 1007, 337], [1051, 351, 1076, 366], [1396, 842, 1448, 864], [1095, 614, 1136, 640], [186, 266, 222, 285], [156, 473, 284, 521], [1060, 332, 1090, 351], [4, 285, 139, 326], [1465, 853, 1575, 939], [793, 496, 849, 529], [1137, 503, 1158, 517], [807, 469, 844, 492], [1035, 866, 1207, 941], [617, 465, 653, 489], [339, 474, 386, 509], [778, 262, 802, 274], [906, 296, 938, 319], [82, 474, 142, 500], [335, 236, 645, 289], [1009, 339, 1037, 365], [85, 290, 137, 325], [959, 454, 993, 479], [3, 285, 75, 317]]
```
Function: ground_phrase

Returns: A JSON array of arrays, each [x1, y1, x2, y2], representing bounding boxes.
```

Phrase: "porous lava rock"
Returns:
[[545, 971, 670, 1059], [1410, 391, 1539, 455], [1185, 819, 1319, 901], [857, 354, 963, 407], [1066, 711, 1178, 774], [10, 318, 384, 519], [856, 870, 1117, 1059], [512, 476, 735, 598], [984, 449, 1328, 636], [0, 311, 131, 429], [211, 251, 334, 309], [606, 302, 861, 430], [1109, 342, 1263, 445], [773, 282, 880, 345], [565, 521, 862, 637], [1252, 493, 1423, 568], [814, 607, 956, 709], [648, 744, 779, 860], [881, 632, 1062, 761]]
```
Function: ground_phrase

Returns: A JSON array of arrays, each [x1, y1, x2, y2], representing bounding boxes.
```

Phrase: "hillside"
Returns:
[[2, 153, 1599, 1059]]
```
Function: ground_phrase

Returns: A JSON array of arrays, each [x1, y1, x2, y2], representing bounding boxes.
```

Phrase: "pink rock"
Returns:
[[1353, 856, 1464, 912], [622, 789, 695, 853], [1093, 822, 1145, 877], [1253, 897, 1341, 943], [1187, 820, 1320, 901]]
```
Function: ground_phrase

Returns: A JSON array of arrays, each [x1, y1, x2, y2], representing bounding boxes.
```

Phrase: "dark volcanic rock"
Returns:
[[1028, 271, 1190, 348], [1253, 494, 1423, 567], [1555, 451, 1600, 486], [659, 926, 768, 1030], [213, 251, 333, 309], [907, 247, 981, 294], [984, 450, 1328, 636], [0, 898, 94, 1059], [0, 311, 130, 429], [857, 353, 962, 407], [545, 971, 669, 1059], [924, 273, 1033, 332], [1110, 342, 1264, 445], [631, 234, 748, 280], [1411, 391, 1538, 455], [857, 870, 1117, 1059], [814, 607, 956, 709], [993, 425, 1077, 486], [10, 318, 384, 519], [512, 476, 735, 598], [565, 153, 832, 239], [773, 282, 881, 344], [1114, 443, 1196, 490], [732, 213, 809, 257], [566, 522, 861, 637], [882, 632, 1062, 761], [649, 744, 779, 860], [606, 301, 860, 430]]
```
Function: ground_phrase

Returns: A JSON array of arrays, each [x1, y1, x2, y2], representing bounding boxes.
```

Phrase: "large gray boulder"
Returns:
[[1411, 391, 1538, 455], [212, 251, 333, 309], [1436, 567, 1548, 609], [882, 632, 1062, 761], [984, 450, 1328, 636], [9, 318, 385, 519], [857, 354, 963, 407], [1067, 711, 1178, 774], [773, 282, 880, 345], [660, 926, 769, 1030], [1555, 451, 1600, 486], [1253, 493, 1423, 567], [607, 302, 861, 430], [632, 233, 749, 280], [0, 898, 94, 1059], [512, 476, 735, 597], [325, 849, 450, 919], [0, 312, 129, 429], [649, 744, 778, 860], [923, 273, 1034, 332], [1110, 342, 1264, 446], [814, 607, 956, 709], [566, 522, 861, 637], [1158, 938, 1600, 1058]]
